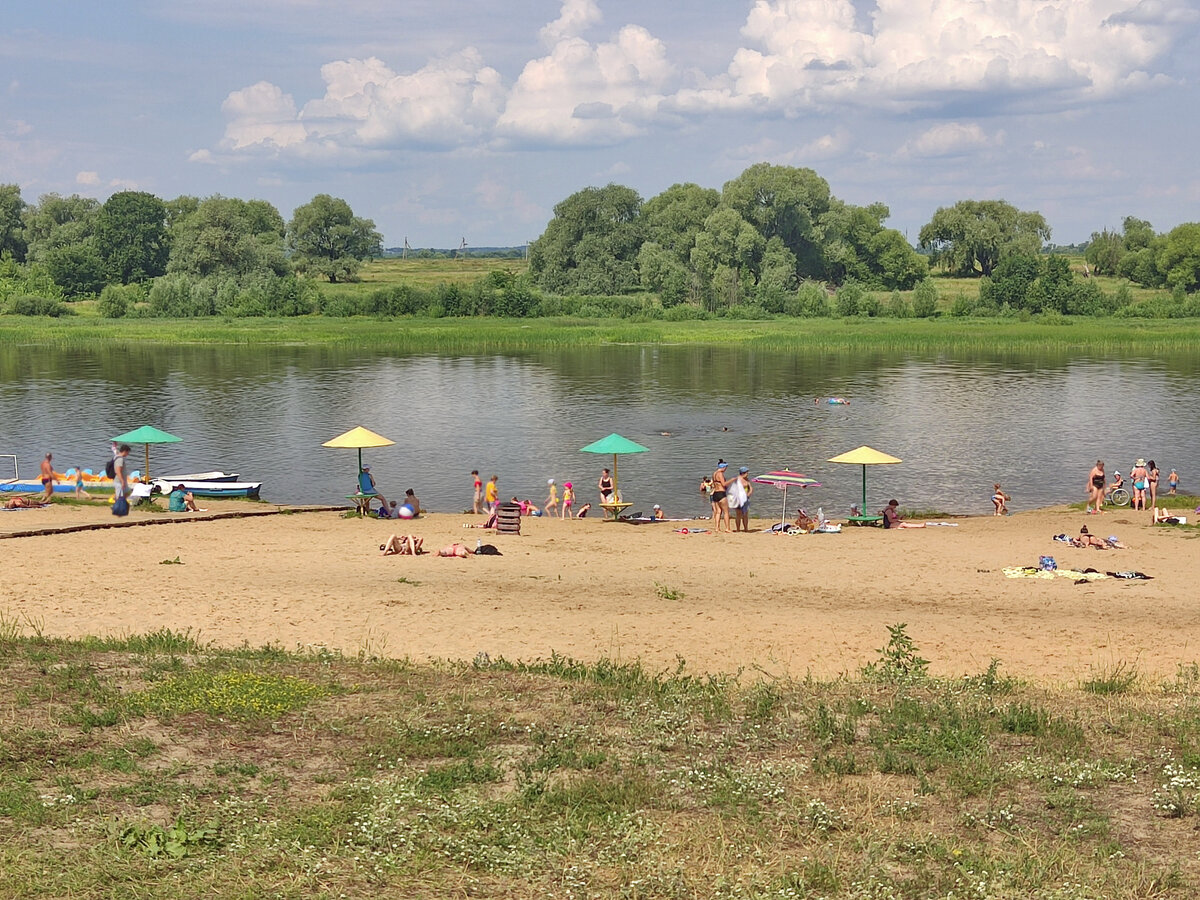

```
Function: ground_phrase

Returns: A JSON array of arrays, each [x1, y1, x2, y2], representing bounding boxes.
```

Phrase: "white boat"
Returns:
[[153, 478, 262, 499], [160, 471, 241, 483]]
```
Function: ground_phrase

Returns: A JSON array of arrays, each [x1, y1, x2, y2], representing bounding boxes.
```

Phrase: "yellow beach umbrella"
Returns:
[[827, 445, 902, 515], [322, 426, 395, 482]]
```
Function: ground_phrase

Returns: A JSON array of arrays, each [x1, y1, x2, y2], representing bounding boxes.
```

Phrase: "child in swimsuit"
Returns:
[[1169, 470, 1179, 495], [561, 482, 574, 517], [545, 479, 559, 516]]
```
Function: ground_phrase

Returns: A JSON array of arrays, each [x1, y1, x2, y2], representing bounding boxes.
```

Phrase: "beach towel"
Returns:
[[1003, 566, 1107, 581]]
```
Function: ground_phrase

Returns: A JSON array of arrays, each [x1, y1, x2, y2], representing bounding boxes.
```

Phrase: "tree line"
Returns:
[[0, 186, 380, 317], [529, 165, 1200, 313], [2, 165, 1198, 321]]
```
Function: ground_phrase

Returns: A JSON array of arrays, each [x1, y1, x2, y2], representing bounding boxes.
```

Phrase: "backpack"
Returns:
[[104, 457, 116, 479]]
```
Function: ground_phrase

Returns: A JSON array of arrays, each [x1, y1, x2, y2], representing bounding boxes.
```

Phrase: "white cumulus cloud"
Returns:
[[698, 0, 1193, 113], [75, 171, 100, 185], [540, 0, 603, 45], [496, 24, 674, 146], [900, 122, 1003, 157]]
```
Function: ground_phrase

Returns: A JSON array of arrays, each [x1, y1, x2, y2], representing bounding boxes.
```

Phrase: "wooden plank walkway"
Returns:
[[0, 506, 344, 541]]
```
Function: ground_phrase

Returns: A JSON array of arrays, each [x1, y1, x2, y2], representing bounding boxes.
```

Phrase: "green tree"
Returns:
[[94, 191, 169, 284], [979, 254, 1041, 310], [918, 199, 1050, 276], [529, 184, 644, 295], [286, 194, 382, 283], [44, 244, 106, 297], [640, 182, 719, 266], [0, 184, 28, 262], [720, 164, 831, 279], [1122, 216, 1155, 251], [690, 207, 764, 308], [1158, 223, 1200, 293], [1084, 228, 1124, 275], [169, 196, 288, 278], [21, 193, 100, 262]]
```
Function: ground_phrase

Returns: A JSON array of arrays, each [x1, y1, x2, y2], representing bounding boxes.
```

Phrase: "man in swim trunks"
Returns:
[[40, 453, 55, 502], [710, 460, 731, 533], [1086, 460, 1105, 513], [1169, 469, 1179, 495]]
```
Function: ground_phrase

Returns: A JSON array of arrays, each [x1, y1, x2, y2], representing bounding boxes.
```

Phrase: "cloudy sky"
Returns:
[[3, 0, 1198, 248]]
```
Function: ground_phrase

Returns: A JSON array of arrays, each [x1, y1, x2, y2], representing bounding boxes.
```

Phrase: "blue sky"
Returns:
[[3, 0, 1197, 248]]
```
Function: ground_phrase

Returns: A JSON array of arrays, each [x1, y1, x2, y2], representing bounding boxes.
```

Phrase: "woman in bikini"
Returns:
[[710, 460, 731, 533], [1147, 460, 1160, 511], [1087, 460, 1106, 513]]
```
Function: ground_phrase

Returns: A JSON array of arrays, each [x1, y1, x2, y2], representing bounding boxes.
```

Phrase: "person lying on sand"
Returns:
[[381, 534, 423, 556], [1071, 526, 1125, 549], [1153, 508, 1186, 525], [438, 543, 473, 558], [3, 496, 39, 509]]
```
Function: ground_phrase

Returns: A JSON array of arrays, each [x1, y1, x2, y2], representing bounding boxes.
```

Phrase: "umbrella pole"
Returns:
[[612, 453, 618, 501], [861, 465, 867, 515], [144, 444, 150, 481], [780, 485, 788, 531]]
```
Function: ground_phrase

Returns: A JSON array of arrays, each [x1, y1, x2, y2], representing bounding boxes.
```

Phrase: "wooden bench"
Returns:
[[846, 514, 883, 526], [347, 492, 377, 516], [599, 501, 633, 521]]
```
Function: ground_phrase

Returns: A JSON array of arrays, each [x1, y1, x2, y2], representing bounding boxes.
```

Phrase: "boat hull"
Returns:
[[154, 479, 261, 499]]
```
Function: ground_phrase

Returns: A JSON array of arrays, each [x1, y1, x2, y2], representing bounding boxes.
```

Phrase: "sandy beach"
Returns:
[[2, 501, 1197, 683]]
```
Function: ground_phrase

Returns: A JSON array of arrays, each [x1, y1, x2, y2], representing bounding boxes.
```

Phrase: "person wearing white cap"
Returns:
[[652, 504, 664, 520], [710, 459, 732, 533], [728, 466, 755, 532], [545, 478, 559, 517]]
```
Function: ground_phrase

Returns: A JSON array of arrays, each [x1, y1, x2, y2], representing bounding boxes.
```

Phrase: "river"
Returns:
[[1, 344, 1195, 516]]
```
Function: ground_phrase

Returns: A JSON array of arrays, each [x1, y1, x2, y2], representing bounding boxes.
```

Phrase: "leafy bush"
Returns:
[[786, 281, 831, 317], [97, 283, 144, 318], [5, 294, 74, 316], [911, 279, 938, 317]]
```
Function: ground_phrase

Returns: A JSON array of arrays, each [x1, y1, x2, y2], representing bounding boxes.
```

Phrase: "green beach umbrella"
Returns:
[[322, 426, 396, 485], [580, 433, 650, 503], [110, 425, 182, 481], [827, 445, 902, 516]]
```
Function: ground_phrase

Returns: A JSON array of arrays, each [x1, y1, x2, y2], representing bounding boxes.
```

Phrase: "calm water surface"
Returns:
[[1, 345, 1196, 516]]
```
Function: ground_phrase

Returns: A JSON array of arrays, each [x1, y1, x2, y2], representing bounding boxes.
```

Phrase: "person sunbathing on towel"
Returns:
[[1153, 508, 1184, 525], [381, 534, 423, 556], [438, 542, 473, 558], [3, 496, 37, 509], [1071, 526, 1124, 549]]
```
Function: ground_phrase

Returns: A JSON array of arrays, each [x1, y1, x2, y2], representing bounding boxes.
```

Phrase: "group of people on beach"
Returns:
[[1086, 458, 1180, 517], [700, 460, 755, 533]]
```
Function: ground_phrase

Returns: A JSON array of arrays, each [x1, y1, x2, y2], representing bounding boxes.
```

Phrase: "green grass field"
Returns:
[[3, 621, 1200, 898]]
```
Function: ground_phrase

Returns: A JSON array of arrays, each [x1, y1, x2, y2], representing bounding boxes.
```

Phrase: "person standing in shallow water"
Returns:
[[1086, 460, 1105, 514]]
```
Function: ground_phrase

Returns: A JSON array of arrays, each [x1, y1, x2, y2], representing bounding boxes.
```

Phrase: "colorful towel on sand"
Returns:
[[1003, 566, 1108, 581]]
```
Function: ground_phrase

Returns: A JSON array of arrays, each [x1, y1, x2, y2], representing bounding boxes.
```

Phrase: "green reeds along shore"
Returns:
[[3, 315, 1200, 354], [2, 621, 1200, 898]]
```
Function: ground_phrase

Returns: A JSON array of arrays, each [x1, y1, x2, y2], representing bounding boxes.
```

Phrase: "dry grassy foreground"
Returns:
[[2, 625, 1200, 899]]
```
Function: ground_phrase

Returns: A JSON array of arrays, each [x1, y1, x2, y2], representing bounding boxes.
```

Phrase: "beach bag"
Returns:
[[112, 494, 129, 517], [104, 457, 116, 479], [1038, 555, 1056, 571]]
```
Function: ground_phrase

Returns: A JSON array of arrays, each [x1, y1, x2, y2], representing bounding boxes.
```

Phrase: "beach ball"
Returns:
[[398, 504, 415, 519]]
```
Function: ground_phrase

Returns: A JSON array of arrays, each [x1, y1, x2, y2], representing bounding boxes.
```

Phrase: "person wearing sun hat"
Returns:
[[1130, 459, 1148, 511], [727, 465, 754, 532]]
